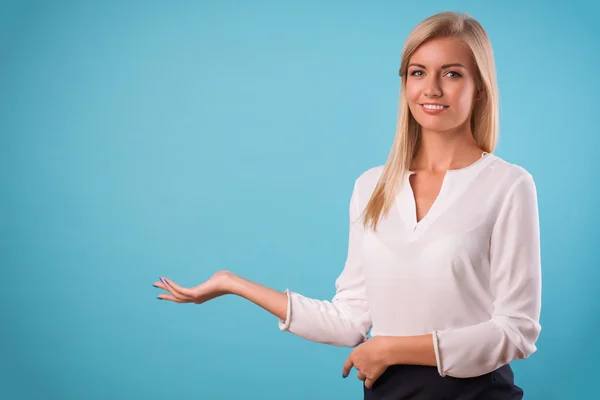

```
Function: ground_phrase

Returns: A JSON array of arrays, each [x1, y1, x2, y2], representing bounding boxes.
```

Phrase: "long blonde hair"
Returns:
[[362, 11, 499, 231]]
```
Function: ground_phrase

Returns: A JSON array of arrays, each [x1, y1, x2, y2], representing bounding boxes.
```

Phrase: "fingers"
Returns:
[[157, 293, 187, 303], [155, 277, 194, 303], [162, 278, 196, 298], [364, 378, 375, 389], [342, 358, 354, 378], [357, 372, 366, 381]]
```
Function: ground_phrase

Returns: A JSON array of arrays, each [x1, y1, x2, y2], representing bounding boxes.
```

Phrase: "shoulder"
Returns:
[[486, 155, 538, 211], [347, 165, 385, 210], [355, 165, 385, 186], [353, 165, 385, 194], [487, 154, 537, 192]]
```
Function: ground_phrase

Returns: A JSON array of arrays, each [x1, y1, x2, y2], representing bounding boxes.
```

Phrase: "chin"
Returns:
[[414, 118, 454, 132], [411, 112, 464, 133]]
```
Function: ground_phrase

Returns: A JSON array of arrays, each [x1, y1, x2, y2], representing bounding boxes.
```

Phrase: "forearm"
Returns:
[[221, 271, 371, 347], [227, 273, 288, 321], [384, 334, 437, 367]]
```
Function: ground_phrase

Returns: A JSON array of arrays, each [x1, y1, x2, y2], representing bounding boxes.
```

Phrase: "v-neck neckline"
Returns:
[[397, 152, 496, 234], [407, 151, 492, 175]]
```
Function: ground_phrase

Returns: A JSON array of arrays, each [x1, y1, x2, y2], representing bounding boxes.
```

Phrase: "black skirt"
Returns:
[[363, 364, 523, 400]]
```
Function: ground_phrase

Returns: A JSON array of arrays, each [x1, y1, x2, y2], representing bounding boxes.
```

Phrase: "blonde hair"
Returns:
[[362, 11, 499, 231]]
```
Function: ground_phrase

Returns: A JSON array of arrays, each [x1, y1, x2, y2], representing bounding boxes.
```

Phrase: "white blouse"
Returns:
[[278, 153, 542, 378]]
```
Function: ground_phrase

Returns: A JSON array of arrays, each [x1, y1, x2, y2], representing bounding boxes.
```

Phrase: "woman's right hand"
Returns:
[[154, 271, 236, 304], [154, 270, 289, 321]]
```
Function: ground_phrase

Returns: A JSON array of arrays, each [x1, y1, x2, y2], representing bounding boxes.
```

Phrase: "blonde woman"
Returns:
[[154, 11, 541, 399]]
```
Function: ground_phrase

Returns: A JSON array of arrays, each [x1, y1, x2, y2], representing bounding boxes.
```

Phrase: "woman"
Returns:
[[154, 11, 541, 400]]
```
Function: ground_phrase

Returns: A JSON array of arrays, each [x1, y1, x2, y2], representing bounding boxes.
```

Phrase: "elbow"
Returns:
[[294, 321, 368, 347], [326, 328, 367, 347], [435, 314, 541, 378], [342, 322, 370, 347], [494, 315, 541, 362], [328, 299, 371, 347], [316, 314, 370, 347], [280, 293, 371, 347]]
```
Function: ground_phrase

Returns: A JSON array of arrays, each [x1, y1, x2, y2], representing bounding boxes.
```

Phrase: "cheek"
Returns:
[[457, 91, 475, 110], [405, 83, 420, 103], [405, 83, 421, 112], [450, 83, 476, 112]]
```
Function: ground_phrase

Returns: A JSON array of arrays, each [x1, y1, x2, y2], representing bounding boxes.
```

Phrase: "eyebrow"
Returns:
[[408, 63, 467, 69]]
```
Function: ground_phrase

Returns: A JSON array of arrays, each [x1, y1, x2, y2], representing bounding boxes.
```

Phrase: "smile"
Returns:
[[420, 104, 449, 114]]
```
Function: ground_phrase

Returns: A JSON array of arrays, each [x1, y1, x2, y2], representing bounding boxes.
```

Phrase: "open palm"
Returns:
[[153, 271, 233, 304]]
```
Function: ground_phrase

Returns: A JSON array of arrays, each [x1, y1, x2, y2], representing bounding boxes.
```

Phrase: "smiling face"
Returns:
[[405, 36, 480, 134]]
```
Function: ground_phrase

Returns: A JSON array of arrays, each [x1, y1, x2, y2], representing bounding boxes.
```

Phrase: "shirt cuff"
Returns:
[[278, 288, 292, 331], [432, 330, 445, 377]]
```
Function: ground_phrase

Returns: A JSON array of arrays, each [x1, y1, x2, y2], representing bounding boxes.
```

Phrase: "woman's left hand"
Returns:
[[342, 336, 392, 389]]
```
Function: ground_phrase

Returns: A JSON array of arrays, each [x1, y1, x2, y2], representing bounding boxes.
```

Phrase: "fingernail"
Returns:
[[342, 374, 346, 379], [152, 284, 157, 288], [157, 296, 163, 300], [164, 279, 169, 284]]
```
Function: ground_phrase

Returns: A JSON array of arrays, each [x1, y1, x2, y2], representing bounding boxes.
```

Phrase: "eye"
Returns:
[[445, 71, 462, 78], [409, 70, 424, 77]]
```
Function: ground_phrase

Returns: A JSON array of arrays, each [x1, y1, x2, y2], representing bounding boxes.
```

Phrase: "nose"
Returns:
[[423, 76, 442, 98]]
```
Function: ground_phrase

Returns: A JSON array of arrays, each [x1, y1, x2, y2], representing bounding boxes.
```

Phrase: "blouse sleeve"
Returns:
[[431, 173, 542, 378], [277, 179, 372, 347]]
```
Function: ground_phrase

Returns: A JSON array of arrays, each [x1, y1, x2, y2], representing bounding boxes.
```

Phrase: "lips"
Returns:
[[419, 103, 449, 114]]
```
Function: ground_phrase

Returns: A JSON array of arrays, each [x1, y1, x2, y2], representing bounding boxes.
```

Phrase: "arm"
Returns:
[[383, 334, 437, 367], [227, 273, 289, 321], [163, 180, 372, 346], [156, 180, 371, 347], [429, 173, 542, 378]]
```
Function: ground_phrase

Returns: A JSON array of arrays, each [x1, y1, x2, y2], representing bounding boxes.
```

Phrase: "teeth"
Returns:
[[423, 104, 446, 110]]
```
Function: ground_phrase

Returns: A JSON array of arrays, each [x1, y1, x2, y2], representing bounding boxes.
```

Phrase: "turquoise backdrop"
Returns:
[[1, 1, 598, 399]]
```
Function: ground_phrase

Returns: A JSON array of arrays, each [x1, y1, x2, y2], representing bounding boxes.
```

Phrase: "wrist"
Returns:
[[383, 336, 404, 366], [213, 270, 238, 295], [383, 335, 437, 367]]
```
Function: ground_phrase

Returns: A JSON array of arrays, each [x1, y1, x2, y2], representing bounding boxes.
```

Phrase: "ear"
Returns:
[[475, 89, 485, 101]]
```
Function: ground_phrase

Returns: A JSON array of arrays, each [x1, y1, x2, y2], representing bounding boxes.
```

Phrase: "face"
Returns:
[[405, 37, 480, 133]]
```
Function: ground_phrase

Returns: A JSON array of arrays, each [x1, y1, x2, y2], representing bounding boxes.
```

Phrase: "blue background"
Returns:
[[1, 1, 598, 399]]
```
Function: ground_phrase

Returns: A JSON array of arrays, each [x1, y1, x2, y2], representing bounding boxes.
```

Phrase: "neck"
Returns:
[[411, 125, 483, 173]]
